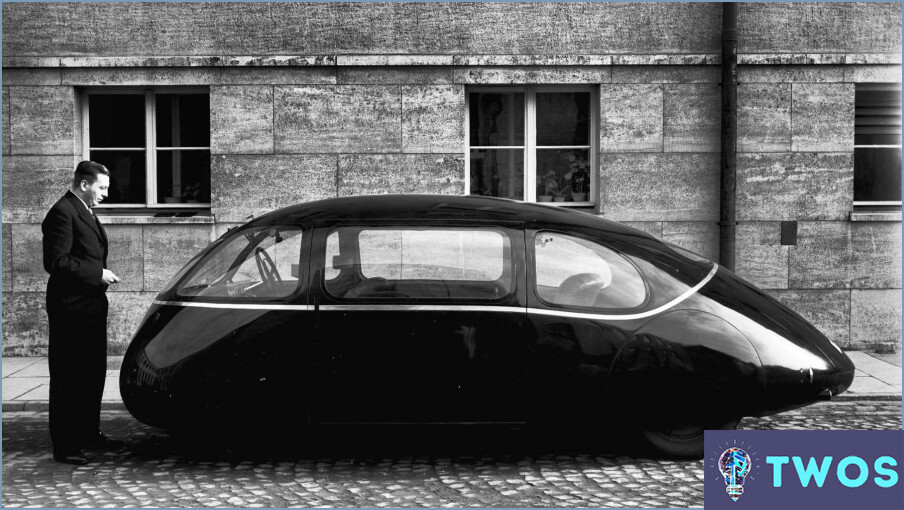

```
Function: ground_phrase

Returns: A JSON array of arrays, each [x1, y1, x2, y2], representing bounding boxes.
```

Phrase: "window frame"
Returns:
[[464, 85, 599, 206], [80, 86, 211, 210], [853, 82, 902, 210]]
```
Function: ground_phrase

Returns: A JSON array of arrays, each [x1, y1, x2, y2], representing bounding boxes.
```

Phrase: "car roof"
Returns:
[[248, 194, 647, 238]]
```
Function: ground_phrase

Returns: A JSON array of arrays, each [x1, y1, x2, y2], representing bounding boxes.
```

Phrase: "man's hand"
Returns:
[[102, 269, 121, 285]]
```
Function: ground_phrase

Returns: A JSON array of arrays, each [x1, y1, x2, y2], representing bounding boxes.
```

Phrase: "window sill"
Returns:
[[850, 211, 902, 222], [96, 213, 215, 224]]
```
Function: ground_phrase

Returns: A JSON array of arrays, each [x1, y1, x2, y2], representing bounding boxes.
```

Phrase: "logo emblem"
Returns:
[[719, 447, 752, 501]]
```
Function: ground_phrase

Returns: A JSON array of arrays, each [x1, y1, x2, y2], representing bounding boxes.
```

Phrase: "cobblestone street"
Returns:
[[2, 402, 900, 508]]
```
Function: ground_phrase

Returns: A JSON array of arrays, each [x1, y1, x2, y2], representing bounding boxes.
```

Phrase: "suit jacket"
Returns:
[[42, 190, 109, 315]]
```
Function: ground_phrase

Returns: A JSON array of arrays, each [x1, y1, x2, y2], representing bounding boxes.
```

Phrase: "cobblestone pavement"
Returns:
[[2, 402, 901, 508]]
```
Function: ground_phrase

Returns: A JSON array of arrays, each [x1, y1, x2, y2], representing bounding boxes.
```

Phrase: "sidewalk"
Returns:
[[1, 352, 901, 412]]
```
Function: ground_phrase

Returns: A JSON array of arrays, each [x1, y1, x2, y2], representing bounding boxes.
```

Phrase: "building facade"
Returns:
[[2, 2, 901, 355]]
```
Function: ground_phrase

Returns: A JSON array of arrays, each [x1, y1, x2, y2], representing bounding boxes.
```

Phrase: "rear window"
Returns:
[[325, 227, 513, 300]]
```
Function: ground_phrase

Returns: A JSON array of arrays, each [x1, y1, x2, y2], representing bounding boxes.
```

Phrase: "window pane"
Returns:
[[534, 232, 646, 310], [89, 94, 145, 148], [536, 92, 590, 146], [325, 228, 512, 300], [469, 149, 524, 199], [156, 94, 210, 148], [90, 150, 146, 204], [855, 147, 902, 202], [536, 149, 591, 202], [157, 150, 211, 203], [468, 92, 524, 146], [177, 227, 303, 299]]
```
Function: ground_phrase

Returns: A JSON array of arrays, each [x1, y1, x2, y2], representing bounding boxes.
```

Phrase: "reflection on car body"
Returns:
[[121, 195, 855, 457]]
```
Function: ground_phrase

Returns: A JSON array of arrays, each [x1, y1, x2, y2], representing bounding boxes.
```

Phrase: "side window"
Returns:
[[533, 232, 646, 310], [324, 227, 512, 300], [177, 226, 303, 299]]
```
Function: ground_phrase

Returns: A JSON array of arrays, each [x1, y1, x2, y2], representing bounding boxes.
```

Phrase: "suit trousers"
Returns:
[[47, 298, 108, 454]]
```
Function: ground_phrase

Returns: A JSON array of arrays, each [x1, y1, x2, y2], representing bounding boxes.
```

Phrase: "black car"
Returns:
[[120, 195, 855, 456]]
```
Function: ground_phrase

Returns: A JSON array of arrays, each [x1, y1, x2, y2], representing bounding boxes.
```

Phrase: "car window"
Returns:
[[533, 231, 646, 310], [177, 226, 303, 299], [325, 227, 512, 300]]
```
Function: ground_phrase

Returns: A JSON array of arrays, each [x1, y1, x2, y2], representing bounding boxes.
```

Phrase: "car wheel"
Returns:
[[642, 419, 740, 458]]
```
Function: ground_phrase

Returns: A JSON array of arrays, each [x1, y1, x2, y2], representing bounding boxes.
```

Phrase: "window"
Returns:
[[854, 84, 902, 209], [177, 226, 303, 300], [82, 89, 211, 209], [533, 232, 646, 310], [325, 227, 513, 300], [467, 87, 596, 205]]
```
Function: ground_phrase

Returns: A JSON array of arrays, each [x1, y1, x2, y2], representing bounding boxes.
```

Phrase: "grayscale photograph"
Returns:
[[1, 2, 901, 508]]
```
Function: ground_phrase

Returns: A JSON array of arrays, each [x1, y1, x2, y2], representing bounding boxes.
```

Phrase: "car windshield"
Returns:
[[176, 226, 303, 299]]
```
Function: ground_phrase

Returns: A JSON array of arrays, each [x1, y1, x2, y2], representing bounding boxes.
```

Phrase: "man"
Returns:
[[42, 160, 121, 465]]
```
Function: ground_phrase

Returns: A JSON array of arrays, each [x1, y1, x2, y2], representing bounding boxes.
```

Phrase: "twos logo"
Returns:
[[704, 430, 903, 510]]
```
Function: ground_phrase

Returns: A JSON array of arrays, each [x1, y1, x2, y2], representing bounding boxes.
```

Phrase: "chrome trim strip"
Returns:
[[152, 263, 718, 319], [527, 262, 719, 321], [152, 300, 313, 311], [319, 305, 526, 313]]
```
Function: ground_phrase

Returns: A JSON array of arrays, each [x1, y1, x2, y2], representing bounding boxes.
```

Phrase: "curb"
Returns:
[[3, 402, 128, 412]]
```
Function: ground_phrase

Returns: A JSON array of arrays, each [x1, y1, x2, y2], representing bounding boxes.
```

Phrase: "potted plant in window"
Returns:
[[569, 155, 591, 202], [182, 184, 202, 204]]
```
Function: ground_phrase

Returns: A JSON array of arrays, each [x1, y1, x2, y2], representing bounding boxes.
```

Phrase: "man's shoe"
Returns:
[[53, 451, 91, 465], [87, 432, 125, 449]]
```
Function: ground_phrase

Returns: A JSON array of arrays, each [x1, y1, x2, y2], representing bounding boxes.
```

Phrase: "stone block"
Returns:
[[738, 83, 791, 152], [3, 87, 9, 155], [769, 290, 850, 347], [738, 66, 844, 83], [61, 68, 216, 87], [2, 156, 78, 223], [663, 84, 720, 152], [611, 66, 719, 84], [1, 292, 48, 356], [9, 86, 77, 155], [142, 225, 215, 291], [736, 222, 789, 290], [737, 153, 853, 221], [213, 68, 336, 86], [210, 86, 274, 155], [599, 153, 719, 221], [211, 154, 338, 222], [402, 85, 465, 153], [105, 225, 144, 292], [107, 292, 157, 353], [10, 224, 45, 292], [453, 67, 611, 85], [599, 85, 663, 153], [274, 85, 402, 153], [851, 290, 902, 349], [851, 222, 903, 289], [338, 154, 465, 196], [453, 55, 612, 66], [337, 67, 453, 85], [2, 3, 721, 56], [2, 224, 12, 292], [619, 222, 663, 239], [661, 221, 719, 263], [739, 3, 902, 54], [791, 83, 855, 152], [843, 65, 904, 83], [789, 222, 853, 289], [337, 56, 453, 66], [2, 68, 62, 86]]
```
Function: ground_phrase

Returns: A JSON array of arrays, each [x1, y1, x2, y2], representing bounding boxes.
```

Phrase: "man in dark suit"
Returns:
[[42, 160, 121, 465]]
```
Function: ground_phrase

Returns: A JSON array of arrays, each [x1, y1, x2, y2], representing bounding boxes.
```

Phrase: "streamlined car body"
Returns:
[[120, 195, 854, 456]]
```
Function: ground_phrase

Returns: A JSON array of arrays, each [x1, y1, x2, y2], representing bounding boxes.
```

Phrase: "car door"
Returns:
[[525, 228, 650, 424], [310, 221, 528, 424]]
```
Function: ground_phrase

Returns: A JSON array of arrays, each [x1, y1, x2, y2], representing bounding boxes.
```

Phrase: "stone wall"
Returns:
[[1, 2, 901, 354]]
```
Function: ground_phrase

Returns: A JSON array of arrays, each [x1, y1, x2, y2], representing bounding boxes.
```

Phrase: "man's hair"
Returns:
[[72, 160, 110, 187]]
